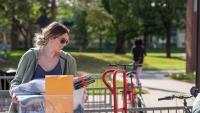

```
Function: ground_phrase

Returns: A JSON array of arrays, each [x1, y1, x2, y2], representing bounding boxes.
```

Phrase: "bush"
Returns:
[[170, 73, 195, 80]]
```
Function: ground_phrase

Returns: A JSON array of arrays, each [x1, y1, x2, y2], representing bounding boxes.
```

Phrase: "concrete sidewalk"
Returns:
[[140, 70, 195, 107]]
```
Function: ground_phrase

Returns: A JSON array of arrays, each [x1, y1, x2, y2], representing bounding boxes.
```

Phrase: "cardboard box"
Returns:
[[45, 75, 74, 113]]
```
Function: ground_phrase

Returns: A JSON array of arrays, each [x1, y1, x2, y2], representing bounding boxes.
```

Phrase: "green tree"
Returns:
[[102, 0, 141, 54], [71, 0, 91, 51], [73, 10, 88, 51], [0, 0, 44, 49], [152, 0, 186, 58], [86, 0, 114, 52], [136, 0, 164, 49]]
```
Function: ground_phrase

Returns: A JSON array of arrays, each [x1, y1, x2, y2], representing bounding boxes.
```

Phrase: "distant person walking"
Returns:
[[131, 39, 146, 85]]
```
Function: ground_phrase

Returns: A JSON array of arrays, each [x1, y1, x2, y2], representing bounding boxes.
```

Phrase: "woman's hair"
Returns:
[[34, 21, 69, 48]]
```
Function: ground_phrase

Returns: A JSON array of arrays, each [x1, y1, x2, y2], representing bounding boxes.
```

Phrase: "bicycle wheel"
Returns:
[[135, 95, 146, 113], [184, 107, 192, 113]]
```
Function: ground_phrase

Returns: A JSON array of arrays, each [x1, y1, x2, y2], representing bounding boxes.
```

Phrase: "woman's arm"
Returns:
[[9, 51, 31, 95], [70, 57, 77, 76]]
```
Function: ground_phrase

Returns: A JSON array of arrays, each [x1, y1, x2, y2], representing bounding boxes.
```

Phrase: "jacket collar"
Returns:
[[30, 48, 67, 74]]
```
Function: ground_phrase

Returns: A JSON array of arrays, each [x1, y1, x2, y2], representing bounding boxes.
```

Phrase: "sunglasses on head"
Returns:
[[60, 38, 69, 45]]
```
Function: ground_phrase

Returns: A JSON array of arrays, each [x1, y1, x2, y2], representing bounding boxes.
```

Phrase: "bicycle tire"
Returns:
[[185, 107, 192, 113], [136, 95, 146, 113], [129, 96, 143, 113]]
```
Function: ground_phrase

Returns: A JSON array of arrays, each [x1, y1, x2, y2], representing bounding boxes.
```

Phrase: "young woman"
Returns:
[[9, 22, 84, 113]]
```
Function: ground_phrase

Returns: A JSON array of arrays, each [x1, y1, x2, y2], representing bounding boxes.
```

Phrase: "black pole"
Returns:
[[196, 0, 200, 91]]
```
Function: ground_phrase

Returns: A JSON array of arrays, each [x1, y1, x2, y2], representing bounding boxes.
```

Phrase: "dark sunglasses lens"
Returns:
[[60, 39, 66, 44]]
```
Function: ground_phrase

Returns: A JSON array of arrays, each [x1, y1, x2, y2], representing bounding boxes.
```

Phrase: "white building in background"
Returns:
[[142, 29, 186, 49], [176, 30, 185, 48]]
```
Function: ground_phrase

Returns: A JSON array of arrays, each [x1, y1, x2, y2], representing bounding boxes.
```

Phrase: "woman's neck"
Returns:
[[40, 46, 59, 58]]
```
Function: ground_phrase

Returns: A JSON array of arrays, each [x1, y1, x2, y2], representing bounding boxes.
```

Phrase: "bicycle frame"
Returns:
[[127, 74, 137, 108]]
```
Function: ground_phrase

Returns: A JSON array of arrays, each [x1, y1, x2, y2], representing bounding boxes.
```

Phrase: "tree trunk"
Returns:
[[3, 32, 7, 44], [24, 29, 29, 50], [99, 36, 103, 53], [166, 25, 171, 58], [78, 37, 83, 52], [126, 38, 132, 49], [78, 36, 86, 52], [114, 32, 126, 54], [186, 0, 197, 73], [11, 17, 19, 50], [27, 24, 34, 49], [51, 0, 57, 21], [78, 46, 83, 52], [143, 29, 148, 50], [30, 25, 34, 48]]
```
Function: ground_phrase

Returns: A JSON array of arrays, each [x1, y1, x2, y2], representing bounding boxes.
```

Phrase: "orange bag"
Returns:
[[45, 75, 74, 113]]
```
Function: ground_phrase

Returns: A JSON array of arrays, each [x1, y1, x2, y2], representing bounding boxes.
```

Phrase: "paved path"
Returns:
[[140, 70, 195, 107]]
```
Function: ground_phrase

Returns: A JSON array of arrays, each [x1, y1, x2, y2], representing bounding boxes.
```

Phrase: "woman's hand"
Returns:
[[73, 77, 79, 80], [83, 88, 88, 102], [11, 93, 18, 104]]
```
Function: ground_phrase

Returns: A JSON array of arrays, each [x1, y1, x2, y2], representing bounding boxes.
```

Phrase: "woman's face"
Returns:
[[49, 33, 69, 51]]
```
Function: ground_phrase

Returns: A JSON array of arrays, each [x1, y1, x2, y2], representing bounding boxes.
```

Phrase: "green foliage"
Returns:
[[136, 0, 164, 37], [170, 73, 195, 80], [73, 10, 88, 51], [0, 0, 42, 23], [0, 1, 12, 29], [0, 51, 24, 70], [57, 2, 74, 20], [100, 0, 186, 54], [70, 0, 93, 51], [102, 0, 142, 37], [0, 0, 48, 49], [0, 0, 187, 53], [101, 0, 145, 54], [86, 0, 115, 42]]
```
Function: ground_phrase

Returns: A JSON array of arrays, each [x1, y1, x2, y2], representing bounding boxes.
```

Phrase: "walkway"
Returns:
[[141, 70, 195, 107]]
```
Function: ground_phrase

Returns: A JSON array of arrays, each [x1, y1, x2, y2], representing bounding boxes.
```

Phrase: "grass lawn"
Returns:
[[144, 53, 185, 70], [0, 51, 185, 91], [73, 52, 185, 73], [0, 51, 185, 73]]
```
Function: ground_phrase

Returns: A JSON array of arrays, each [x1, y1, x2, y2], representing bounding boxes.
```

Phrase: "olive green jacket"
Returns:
[[9, 48, 77, 113]]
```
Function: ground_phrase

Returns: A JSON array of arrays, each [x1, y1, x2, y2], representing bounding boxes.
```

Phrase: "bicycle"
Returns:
[[158, 95, 193, 113], [108, 63, 145, 113]]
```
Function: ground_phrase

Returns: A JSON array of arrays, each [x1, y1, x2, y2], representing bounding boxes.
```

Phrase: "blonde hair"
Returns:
[[34, 21, 69, 48]]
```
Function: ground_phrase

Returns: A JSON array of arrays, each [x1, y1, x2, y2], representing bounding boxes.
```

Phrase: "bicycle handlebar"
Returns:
[[158, 95, 192, 101], [109, 63, 142, 67], [109, 64, 133, 67], [158, 96, 173, 101]]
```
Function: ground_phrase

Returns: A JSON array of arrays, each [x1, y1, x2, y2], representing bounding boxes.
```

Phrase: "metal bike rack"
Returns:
[[0, 73, 193, 113], [102, 69, 128, 113]]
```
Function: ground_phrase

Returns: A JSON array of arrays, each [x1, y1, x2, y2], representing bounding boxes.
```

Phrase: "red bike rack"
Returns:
[[102, 69, 128, 113]]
